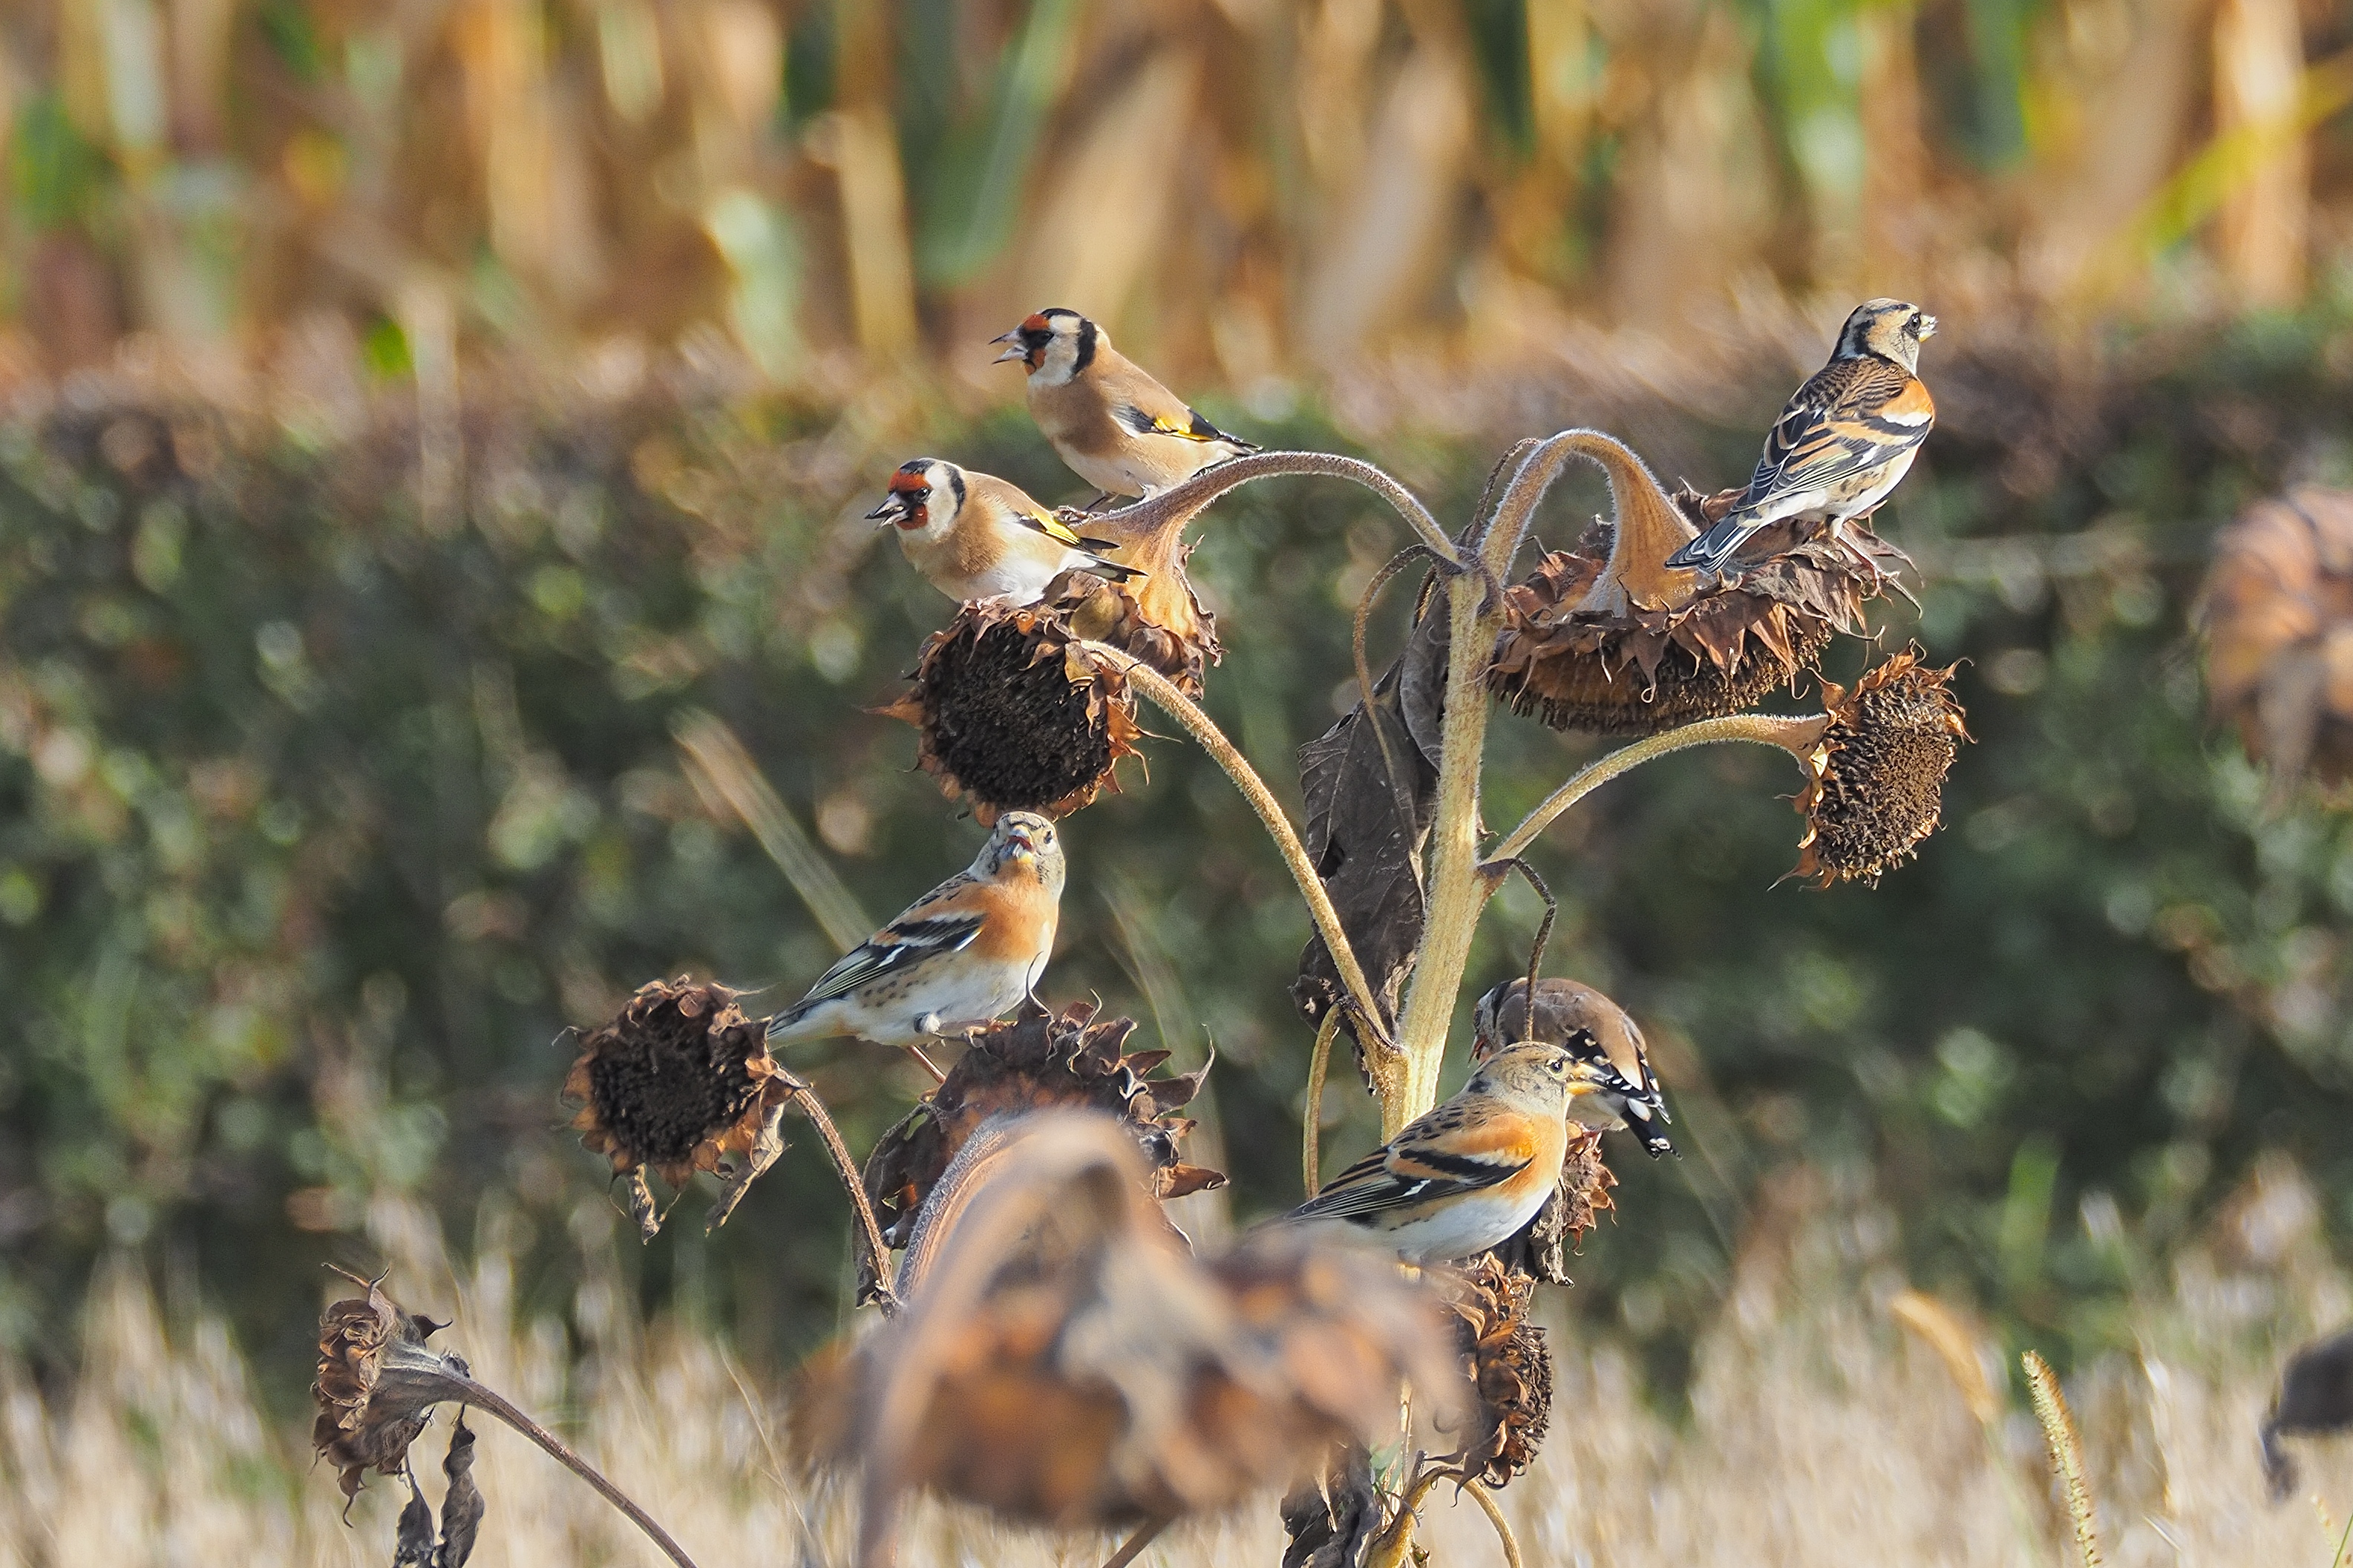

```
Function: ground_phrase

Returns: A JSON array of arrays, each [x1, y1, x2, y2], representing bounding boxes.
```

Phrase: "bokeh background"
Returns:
[[2, 0, 2353, 1445]]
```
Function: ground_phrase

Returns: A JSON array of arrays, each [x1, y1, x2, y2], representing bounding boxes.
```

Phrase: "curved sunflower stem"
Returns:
[[1099, 1516, 1171, 1568], [1302, 1008, 1341, 1198], [1093, 450, 1465, 571], [1486, 712, 1830, 866], [1082, 643, 1401, 1068], [1460, 1477, 1524, 1568], [448, 1375, 700, 1568], [784, 1081, 903, 1316]]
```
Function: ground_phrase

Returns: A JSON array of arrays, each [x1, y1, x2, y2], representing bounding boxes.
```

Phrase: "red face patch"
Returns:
[[888, 473, 929, 526]]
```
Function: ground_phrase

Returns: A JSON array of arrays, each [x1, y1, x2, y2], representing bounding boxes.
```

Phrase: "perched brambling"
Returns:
[[991, 308, 1258, 502], [1471, 977, 1675, 1159], [869, 459, 1140, 606], [1666, 298, 1937, 573], [765, 813, 1064, 1073], [1288, 1042, 1611, 1264]]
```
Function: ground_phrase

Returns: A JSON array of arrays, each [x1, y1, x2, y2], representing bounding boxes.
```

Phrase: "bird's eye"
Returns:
[[1906, 315, 1922, 336]]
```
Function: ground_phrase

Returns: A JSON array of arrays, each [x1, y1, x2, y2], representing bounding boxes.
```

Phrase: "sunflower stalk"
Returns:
[[1084, 643, 1402, 1069]]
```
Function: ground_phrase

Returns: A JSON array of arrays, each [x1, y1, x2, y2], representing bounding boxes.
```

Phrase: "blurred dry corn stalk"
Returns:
[[2211, 0, 2308, 306], [1, 0, 2348, 373]]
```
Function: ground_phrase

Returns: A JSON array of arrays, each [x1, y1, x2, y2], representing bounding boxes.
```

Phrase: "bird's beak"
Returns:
[[868, 494, 911, 528], [1917, 314, 1938, 339], [1004, 826, 1036, 859], [1562, 1063, 1613, 1099], [990, 329, 1030, 364]]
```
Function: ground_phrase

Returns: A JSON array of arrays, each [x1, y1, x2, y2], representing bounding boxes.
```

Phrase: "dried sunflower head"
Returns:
[[311, 1267, 476, 1505], [796, 1113, 1458, 1565], [1493, 1126, 1617, 1286], [1444, 1256, 1554, 1488], [561, 977, 796, 1235], [877, 534, 1220, 824], [860, 1000, 1223, 1301], [1792, 649, 1969, 886], [2201, 487, 2353, 792], [1486, 440, 1906, 736]]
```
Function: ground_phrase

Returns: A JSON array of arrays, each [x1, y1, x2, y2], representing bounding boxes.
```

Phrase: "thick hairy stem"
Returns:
[[1085, 643, 1400, 1068], [785, 1082, 902, 1316], [451, 1376, 701, 1568], [1386, 574, 1493, 1131], [1094, 450, 1465, 571], [1487, 712, 1829, 865], [1382, 433, 1606, 1129], [1302, 1008, 1341, 1198]]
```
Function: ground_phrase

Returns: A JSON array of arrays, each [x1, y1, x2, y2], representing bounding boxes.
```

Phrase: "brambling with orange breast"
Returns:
[[1288, 1041, 1611, 1264], [869, 459, 1140, 606], [992, 308, 1259, 502], [765, 813, 1064, 1075], [1666, 298, 1937, 574], [1472, 977, 1675, 1159]]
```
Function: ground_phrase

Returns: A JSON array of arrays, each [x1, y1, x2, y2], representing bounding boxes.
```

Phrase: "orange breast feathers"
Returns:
[[970, 875, 1059, 962], [1877, 375, 1936, 423]]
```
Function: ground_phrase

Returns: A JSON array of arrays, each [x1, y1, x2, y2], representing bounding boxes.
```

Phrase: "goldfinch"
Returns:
[[992, 307, 1258, 500], [765, 813, 1064, 1072], [869, 459, 1139, 606], [1471, 977, 1675, 1159], [1666, 298, 1937, 573], [1288, 1041, 1610, 1264]]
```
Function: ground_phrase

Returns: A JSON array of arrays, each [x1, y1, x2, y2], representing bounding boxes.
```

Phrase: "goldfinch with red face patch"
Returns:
[[1471, 977, 1675, 1159], [992, 308, 1259, 500], [1288, 1041, 1610, 1264], [765, 813, 1064, 1072], [1666, 298, 1937, 573], [870, 459, 1139, 606]]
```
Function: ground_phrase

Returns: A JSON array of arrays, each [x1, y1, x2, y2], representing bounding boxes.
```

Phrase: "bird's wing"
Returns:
[[1114, 400, 1257, 451], [791, 882, 987, 1006], [1291, 1103, 1537, 1221], [1013, 507, 1093, 549], [1736, 359, 1933, 510]]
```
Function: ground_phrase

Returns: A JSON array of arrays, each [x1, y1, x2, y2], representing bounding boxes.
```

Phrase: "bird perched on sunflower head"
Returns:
[[1667, 298, 1937, 575]]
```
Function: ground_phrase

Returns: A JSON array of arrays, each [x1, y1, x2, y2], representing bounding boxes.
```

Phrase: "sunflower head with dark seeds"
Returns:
[[563, 977, 786, 1188], [877, 583, 1151, 821], [1793, 649, 1969, 886], [860, 1000, 1224, 1299]]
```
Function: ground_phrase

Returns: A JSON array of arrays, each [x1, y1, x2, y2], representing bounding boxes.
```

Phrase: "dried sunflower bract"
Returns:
[[798, 1113, 1459, 1567], [2201, 486, 2353, 791], [1445, 1256, 1554, 1489], [1791, 649, 1969, 886], [311, 1267, 475, 1504], [1487, 439, 1906, 736]]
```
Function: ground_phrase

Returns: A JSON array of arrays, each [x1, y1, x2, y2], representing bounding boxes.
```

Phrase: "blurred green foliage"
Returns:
[[5, 313, 2353, 1405]]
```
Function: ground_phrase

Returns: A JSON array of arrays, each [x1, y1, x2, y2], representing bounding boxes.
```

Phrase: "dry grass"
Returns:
[[4, 1172, 2351, 1568]]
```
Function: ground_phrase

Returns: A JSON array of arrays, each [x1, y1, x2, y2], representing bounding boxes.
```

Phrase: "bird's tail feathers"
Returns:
[[1663, 511, 1762, 572]]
